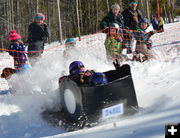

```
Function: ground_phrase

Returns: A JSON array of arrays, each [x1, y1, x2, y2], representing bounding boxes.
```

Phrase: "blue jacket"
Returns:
[[135, 28, 154, 42], [8, 43, 28, 70], [151, 18, 159, 30]]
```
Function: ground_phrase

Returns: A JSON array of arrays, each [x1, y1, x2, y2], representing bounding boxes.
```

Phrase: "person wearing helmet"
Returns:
[[100, 3, 124, 60], [89, 72, 108, 86], [27, 13, 50, 66], [133, 18, 157, 62], [60, 61, 94, 86]]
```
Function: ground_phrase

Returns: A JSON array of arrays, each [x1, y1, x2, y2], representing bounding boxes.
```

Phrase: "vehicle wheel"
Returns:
[[59, 78, 84, 122]]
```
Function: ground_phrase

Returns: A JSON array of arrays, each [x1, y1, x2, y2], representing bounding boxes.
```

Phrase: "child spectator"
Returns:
[[8, 30, 29, 72], [133, 18, 156, 62], [100, 3, 124, 60]]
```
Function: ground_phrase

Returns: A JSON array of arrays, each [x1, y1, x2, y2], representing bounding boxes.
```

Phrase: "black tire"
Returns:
[[59, 78, 83, 122]]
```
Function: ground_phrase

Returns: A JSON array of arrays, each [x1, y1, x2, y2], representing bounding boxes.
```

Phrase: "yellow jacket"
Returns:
[[159, 17, 164, 26]]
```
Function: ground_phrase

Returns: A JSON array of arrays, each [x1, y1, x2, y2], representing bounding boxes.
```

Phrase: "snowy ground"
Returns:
[[0, 22, 180, 138]]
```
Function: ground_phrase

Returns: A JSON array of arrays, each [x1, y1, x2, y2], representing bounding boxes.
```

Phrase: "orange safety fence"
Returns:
[[0, 22, 180, 90]]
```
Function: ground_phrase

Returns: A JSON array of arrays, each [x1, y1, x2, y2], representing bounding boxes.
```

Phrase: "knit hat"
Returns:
[[34, 13, 46, 21], [129, 0, 138, 4], [9, 30, 21, 41], [111, 3, 120, 11]]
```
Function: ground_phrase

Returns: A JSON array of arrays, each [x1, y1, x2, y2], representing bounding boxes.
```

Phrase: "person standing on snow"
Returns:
[[100, 3, 124, 60], [8, 30, 30, 72], [151, 15, 159, 31], [151, 15, 164, 33], [1, 30, 30, 80], [122, 0, 143, 55], [133, 18, 157, 62], [27, 13, 50, 66]]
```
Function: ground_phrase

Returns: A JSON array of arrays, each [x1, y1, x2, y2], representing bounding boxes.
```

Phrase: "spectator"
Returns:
[[158, 16, 164, 32], [122, 0, 143, 54], [133, 18, 156, 62], [27, 13, 50, 66], [100, 3, 124, 60], [8, 30, 29, 72], [151, 15, 159, 31], [151, 15, 164, 33]]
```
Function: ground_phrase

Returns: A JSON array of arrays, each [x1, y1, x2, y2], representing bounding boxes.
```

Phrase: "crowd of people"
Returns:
[[100, 0, 164, 62], [1, 0, 165, 86], [1, 13, 50, 80]]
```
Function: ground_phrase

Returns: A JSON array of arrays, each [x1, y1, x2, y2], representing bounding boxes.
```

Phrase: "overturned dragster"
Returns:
[[58, 64, 139, 128]]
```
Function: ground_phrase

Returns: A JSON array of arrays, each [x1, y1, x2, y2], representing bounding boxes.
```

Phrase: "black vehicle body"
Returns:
[[59, 64, 139, 124]]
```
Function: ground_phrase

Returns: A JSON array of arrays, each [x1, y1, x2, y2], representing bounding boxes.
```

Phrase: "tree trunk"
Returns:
[[16, 0, 20, 32], [96, 0, 99, 32], [146, 0, 150, 20], [76, 0, 81, 40], [36, 0, 39, 13], [57, 0, 63, 42], [106, 0, 110, 12]]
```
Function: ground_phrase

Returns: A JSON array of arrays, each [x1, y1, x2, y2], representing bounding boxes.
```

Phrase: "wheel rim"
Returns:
[[64, 89, 76, 114]]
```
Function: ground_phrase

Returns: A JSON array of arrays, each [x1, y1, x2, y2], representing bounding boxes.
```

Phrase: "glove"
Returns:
[[113, 59, 120, 69]]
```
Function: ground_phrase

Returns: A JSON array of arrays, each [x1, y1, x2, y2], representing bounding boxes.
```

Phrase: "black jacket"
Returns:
[[122, 7, 143, 30], [100, 11, 124, 30], [28, 22, 50, 42]]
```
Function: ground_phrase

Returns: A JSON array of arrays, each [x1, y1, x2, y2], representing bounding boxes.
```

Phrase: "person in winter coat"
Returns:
[[27, 13, 50, 66], [100, 3, 124, 60], [133, 18, 156, 62], [122, 0, 143, 54], [59, 61, 108, 87], [158, 17, 164, 32], [59, 61, 95, 86], [8, 30, 29, 72], [151, 15, 164, 33], [151, 15, 159, 31]]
